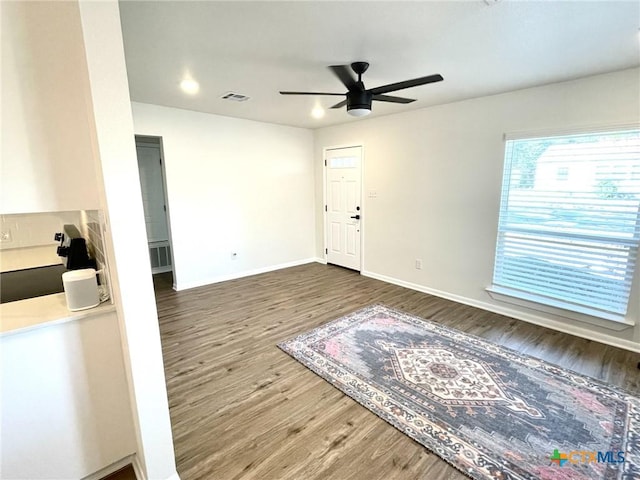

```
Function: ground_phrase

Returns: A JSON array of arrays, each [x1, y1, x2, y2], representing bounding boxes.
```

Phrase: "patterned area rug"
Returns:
[[278, 304, 640, 480]]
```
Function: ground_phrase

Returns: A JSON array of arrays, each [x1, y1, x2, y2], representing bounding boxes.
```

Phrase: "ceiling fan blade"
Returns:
[[372, 94, 416, 104], [330, 99, 348, 109], [279, 91, 344, 96], [368, 74, 443, 96], [329, 65, 358, 91]]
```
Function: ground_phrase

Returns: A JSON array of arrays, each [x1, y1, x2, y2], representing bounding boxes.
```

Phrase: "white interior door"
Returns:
[[136, 145, 169, 242], [326, 146, 362, 271], [136, 140, 173, 274]]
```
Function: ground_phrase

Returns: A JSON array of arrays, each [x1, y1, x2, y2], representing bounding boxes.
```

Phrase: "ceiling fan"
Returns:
[[279, 62, 443, 117]]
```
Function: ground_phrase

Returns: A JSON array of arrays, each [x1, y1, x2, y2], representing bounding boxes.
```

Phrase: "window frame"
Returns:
[[488, 124, 640, 326]]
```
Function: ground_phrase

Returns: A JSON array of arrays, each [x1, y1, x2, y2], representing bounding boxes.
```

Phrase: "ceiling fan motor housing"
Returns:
[[347, 91, 373, 112]]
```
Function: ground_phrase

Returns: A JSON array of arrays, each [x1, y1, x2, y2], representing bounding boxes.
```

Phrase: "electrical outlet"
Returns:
[[415, 259, 422, 270], [0, 230, 12, 243]]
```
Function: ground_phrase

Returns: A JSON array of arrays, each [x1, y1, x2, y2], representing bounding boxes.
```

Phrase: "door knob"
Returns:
[[350, 215, 361, 220]]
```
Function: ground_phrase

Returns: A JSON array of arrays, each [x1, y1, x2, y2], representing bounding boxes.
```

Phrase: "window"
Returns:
[[556, 167, 569, 181], [491, 128, 640, 321]]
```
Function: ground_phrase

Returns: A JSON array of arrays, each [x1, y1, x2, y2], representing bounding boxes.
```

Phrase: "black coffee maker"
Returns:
[[54, 225, 96, 270]]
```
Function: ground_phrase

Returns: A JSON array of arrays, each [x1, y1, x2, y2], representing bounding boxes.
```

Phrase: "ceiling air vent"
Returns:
[[220, 92, 250, 102]]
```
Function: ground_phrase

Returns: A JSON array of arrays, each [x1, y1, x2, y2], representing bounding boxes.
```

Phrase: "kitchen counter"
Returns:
[[0, 293, 116, 336], [0, 244, 115, 336], [0, 245, 62, 273]]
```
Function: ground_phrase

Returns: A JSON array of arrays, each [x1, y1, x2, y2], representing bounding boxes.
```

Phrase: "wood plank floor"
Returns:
[[153, 263, 639, 480]]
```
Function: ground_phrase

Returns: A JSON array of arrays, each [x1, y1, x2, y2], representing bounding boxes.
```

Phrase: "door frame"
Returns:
[[322, 143, 365, 271], [134, 135, 176, 283]]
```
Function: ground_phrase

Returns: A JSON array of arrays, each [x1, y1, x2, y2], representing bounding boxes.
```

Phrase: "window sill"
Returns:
[[486, 286, 635, 331]]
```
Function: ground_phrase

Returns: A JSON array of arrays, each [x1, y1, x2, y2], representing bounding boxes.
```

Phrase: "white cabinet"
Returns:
[[1, 1, 100, 214], [1, 312, 136, 479]]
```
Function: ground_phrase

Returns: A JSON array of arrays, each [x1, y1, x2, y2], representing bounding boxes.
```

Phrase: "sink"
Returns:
[[0, 264, 67, 303]]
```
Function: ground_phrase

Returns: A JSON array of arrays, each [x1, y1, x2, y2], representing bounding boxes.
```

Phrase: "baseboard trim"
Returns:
[[361, 270, 640, 353], [131, 456, 144, 480], [129, 456, 180, 480], [174, 258, 317, 291], [82, 455, 135, 480], [314, 256, 327, 265]]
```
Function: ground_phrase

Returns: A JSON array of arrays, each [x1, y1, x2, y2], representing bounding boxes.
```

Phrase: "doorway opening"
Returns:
[[135, 135, 174, 277], [324, 145, 363, 271]]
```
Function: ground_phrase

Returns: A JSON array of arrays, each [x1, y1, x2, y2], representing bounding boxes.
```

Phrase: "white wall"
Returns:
[[0, 211, 81, 250], [131, 103, 316, 290], [78, 2, 179, 479], [0, 1, 100, 214], [314, 68, 640, 350]]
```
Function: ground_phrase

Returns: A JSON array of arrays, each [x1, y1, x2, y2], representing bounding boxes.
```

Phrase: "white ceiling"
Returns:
[[119, 1, 640, 130]]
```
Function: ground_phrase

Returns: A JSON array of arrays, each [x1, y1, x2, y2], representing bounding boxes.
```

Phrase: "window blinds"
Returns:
[[492, 129, 640, 319]]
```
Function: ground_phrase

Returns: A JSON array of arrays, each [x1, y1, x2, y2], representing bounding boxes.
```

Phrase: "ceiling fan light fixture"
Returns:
[[279, 62, 443, 118], [347, 108, 371, 117], [347, 90, 372, 117]]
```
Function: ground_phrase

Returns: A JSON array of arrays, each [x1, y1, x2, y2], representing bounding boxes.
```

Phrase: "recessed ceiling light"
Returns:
[[311, 106, 325, 119], [180, 79, 200, 95]]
